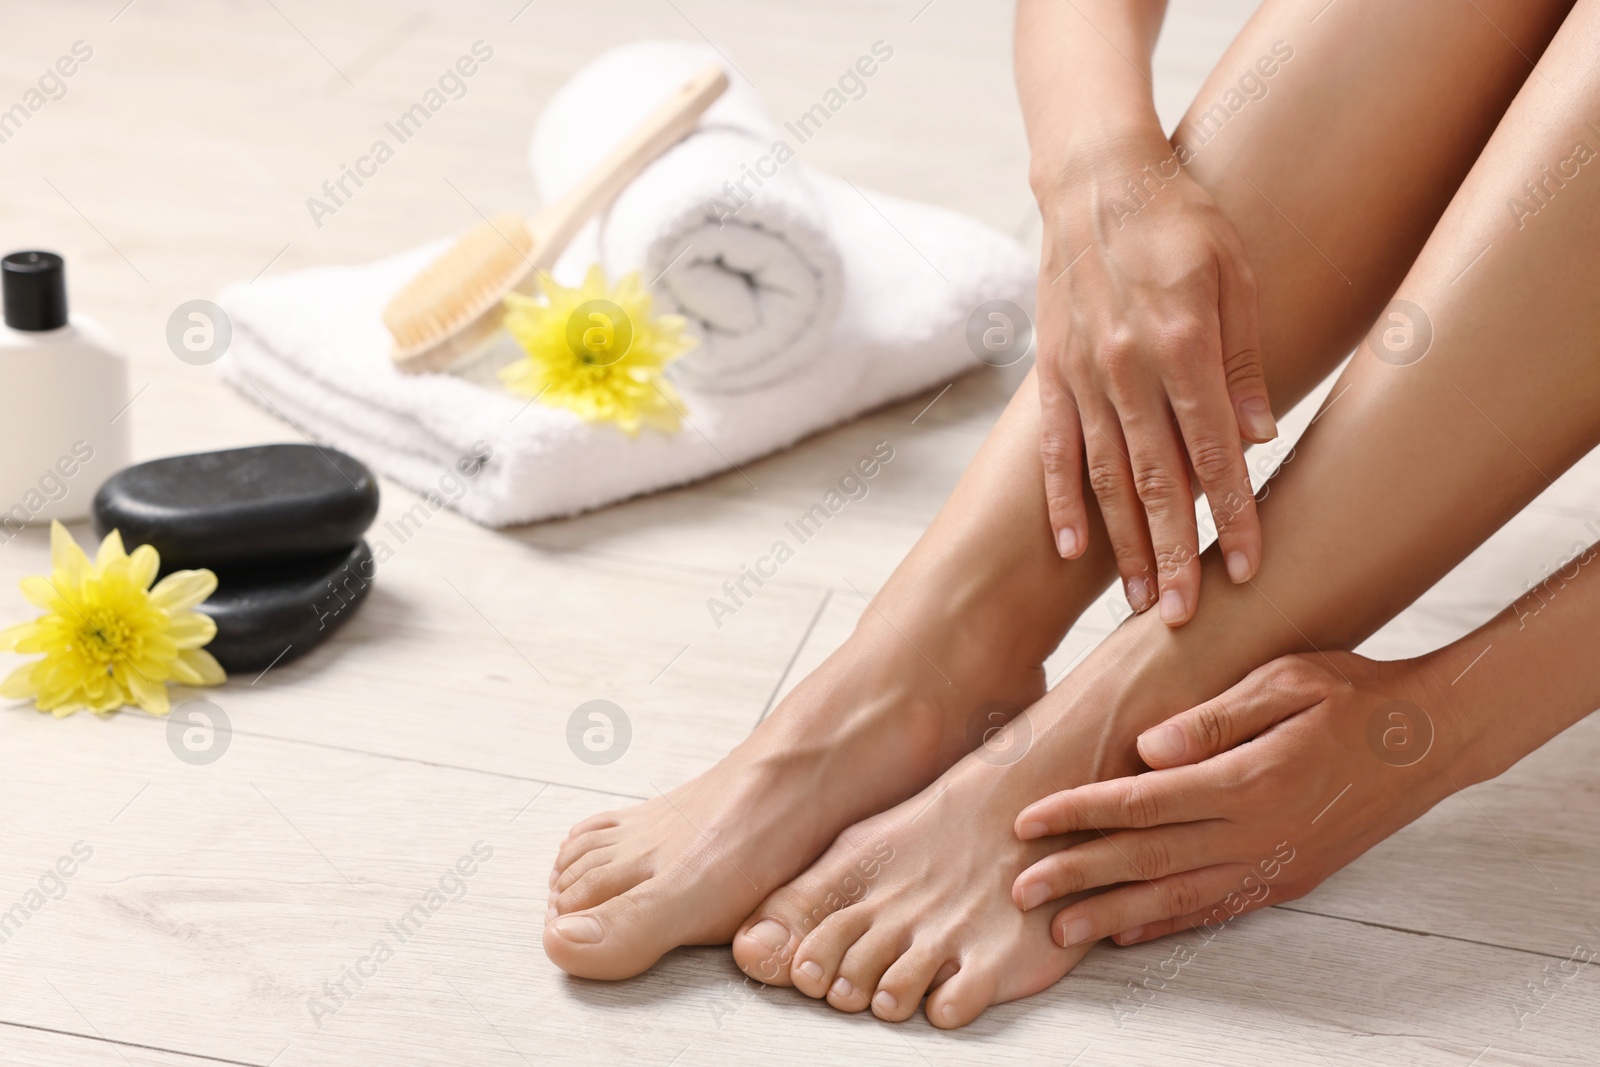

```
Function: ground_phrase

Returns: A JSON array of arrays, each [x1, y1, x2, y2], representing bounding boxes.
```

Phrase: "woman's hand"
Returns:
[[1033, 133, 1275, 626], [1009, 651, 1462, 948]]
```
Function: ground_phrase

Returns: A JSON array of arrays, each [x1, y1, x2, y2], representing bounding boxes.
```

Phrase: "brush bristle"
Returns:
[[383, 211, 536, 364]]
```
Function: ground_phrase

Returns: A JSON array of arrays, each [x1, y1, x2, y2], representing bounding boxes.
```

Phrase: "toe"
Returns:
[[554, 845, 615, 894], [543, 881, 682, 980], [554, 827, 616, 872], [827, 928, 905, 1013], [733, 862, 856, 987], [871, 941, 951, 1022], [553, 853, 645, 915], [925, 962, 997, 1030], [564, 812, 620, 840], [790, 907, 872, 999]]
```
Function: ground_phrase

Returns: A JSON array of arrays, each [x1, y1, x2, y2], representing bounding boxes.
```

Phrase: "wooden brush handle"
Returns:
[[529, 63, 730, 265]]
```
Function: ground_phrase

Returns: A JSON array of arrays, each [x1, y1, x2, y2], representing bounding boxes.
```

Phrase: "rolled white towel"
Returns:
[[531, 41, 842, 395], [218, 41, 1036, 528]]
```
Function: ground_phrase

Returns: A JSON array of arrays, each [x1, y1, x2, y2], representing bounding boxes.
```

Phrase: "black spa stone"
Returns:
[[199, 540, 374, 673], [92, 444, 379, 573]]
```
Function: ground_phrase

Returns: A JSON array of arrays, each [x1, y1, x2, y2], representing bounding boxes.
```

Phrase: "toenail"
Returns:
[[873, 990, 898, 1015], [830, 976, 857, 1000], [798, 960, 823, 982], [546, 903, 557, 922], [1018, 880, 1049, 911], [747, 919, 790, 952], [1159, 589, 1185, 624], [549, 868, 560, 888], [940, 1003, 957, 1024], [1061, 918, 1094, 946], [551, 915, 604, 944]]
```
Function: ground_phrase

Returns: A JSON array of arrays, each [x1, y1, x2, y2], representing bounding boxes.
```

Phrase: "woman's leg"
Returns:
[[731, 0, 1600, 1026], [543, 0, 1571, 980]]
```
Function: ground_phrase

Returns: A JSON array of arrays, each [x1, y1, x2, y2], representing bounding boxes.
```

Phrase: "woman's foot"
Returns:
[[728, 732, 1103, 1028], [729, 629, 1183, 1026], [543, 599, 1049, 980]]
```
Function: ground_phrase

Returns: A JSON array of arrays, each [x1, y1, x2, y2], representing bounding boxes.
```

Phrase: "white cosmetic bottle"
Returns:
[[0, 251, 130, 529]]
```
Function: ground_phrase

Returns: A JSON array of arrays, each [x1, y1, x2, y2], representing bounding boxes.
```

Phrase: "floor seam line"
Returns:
[[755, 587, 833, 728], [0, 1018, 265, 1067], [1274, 903, 1581, 961]]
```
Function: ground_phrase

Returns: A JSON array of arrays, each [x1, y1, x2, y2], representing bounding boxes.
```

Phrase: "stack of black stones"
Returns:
[[92, 444, 379, 673]]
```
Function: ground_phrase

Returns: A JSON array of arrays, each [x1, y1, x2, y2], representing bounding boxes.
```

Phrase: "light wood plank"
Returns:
[[1, 710, 1593, 1067]]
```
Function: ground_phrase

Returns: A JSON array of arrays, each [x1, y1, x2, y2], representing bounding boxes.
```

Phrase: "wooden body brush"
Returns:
[[383, 64, 729, 374]]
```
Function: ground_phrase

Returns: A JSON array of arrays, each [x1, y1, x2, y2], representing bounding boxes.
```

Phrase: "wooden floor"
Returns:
[[3, 2, 1597, 1064]]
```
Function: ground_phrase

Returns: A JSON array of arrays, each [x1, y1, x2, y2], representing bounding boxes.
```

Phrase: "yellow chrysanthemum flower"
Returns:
[[500, 264, 697, 435], [0, 521, 226, 717]]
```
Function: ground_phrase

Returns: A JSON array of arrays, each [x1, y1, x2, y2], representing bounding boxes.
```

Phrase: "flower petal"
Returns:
[[96, 528, 128, 570], [124, 669, 169, 715], [0, 661, 39, 700], [165, 612, 217, 649], [177, 648, 227, 687], [19, 575, 62, 610], [50, 520, 91, 586], [127, 544, 160, 591], [149, 569, 218, 613], [0, 620, 40, 652]]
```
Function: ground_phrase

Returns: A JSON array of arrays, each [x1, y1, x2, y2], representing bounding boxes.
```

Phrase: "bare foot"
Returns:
[[729, 638, 1176, 1027], [729, 739, 1100, 1028], [542, 604, 1047, 980]]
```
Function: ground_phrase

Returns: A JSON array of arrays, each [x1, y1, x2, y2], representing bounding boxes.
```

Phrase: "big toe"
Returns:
[[732, 905, 806, 987], [732, 838, 870, 986], [543, 882, 682, 981]]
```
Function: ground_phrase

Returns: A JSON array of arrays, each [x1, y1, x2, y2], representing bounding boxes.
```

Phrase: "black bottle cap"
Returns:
[[3, 250, 68, 331]]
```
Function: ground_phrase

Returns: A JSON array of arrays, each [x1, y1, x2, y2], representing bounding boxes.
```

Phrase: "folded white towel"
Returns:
[[219, 41, 1034, 527], [532, 41, 843, 395]]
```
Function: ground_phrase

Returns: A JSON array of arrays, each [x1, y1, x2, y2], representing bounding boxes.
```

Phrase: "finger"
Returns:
[[1115, 391, 1200, 627], [1113, 881, 1286, 946], [1038, 373, 1088, 559], [1015, 766, 1230, 839], [1078, 394, 1157, 613], [1164, 327, 1261, 586], [1135, 655, 1329, 768], [1051, 864, 1255, 947], [1013, 823, 1233, 910], [1217, 256, 1276, 443]]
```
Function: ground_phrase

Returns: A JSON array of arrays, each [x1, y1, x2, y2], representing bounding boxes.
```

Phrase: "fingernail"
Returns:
[[1016, 819, 1049, 840], [1126, 576, 1153, 611], [1018, 881, 1050, 911], [1226, 551, 1252, 583], [1056, 527, 1081, 559], [798, 960, 823, 981], [830, 976, 857, 1000], [551, 915, 603, 944], [1060, 918, 1094, 947], [873, 989, 898, 1015], [1139, 723, 1186, 765], [1120, 926, 1145, 944], [747, 919, 790, 951], [1239, 397, 1277, 441], [1159, 588, 1186, 625]]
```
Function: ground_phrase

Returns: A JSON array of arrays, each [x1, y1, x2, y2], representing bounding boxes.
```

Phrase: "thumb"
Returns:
[[1136, 658, 1323, 768]]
